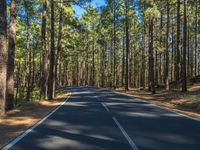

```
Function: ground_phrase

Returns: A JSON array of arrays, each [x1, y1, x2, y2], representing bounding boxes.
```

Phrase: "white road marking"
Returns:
[[2, 92, 71, 150], [101, 103, 110, 112], [113, 91, 200, 122], [96, 95, 109, 113], [155, 104, 200, 122], [100, 101, 139, 150], [112, 117, 139, 150]]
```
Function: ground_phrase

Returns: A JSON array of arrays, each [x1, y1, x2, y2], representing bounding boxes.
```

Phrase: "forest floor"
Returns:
[[117, 83, 200, 120], [0, 89, 69, 149]]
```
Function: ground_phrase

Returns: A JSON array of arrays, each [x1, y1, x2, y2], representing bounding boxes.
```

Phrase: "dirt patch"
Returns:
[[116, 83, 200, 120], [0, 90, 69, 149]]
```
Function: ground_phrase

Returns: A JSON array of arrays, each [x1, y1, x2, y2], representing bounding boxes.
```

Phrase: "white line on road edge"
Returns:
[[101, 103, 110, 112], [112, 117, 139, 150], [114, 91, 200, 123], [2, 92, 72, 150]]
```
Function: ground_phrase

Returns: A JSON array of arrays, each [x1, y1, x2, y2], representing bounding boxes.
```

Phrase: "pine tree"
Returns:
[[6, 0, 17, 110], [0, 0, 7, 115]]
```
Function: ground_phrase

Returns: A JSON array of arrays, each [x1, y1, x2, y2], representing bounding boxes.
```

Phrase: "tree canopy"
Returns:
[[0, 0, 200, 115]]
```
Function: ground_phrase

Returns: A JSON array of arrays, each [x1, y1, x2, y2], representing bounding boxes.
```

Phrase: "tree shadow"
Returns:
[[0, 88, 69, 149]]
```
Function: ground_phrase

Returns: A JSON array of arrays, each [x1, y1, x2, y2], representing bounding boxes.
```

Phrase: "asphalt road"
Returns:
[[3, 87, 200, 150]]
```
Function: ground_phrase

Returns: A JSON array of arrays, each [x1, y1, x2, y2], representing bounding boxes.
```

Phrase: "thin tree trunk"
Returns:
[[176, 0, 181, 84], [165, 0, 170, 90], [6, 0, 17, 110], [155, 19, 158, 87], [76, 54, 79, 86], [55, 0, 63, 90], [182, 0, 187, 92], [122, 28, 125, 87], [159, 13, 163, 84], [148, 19, 151, 91], [129, 48, 133, 87], [85, 41, 89, 86], [48, 0, 55, 99], [190, 27, 193, 78], [125, 0, 129, 91], [31, 47, 35, 90], [40, 0, 48, 100], [113, 0, 117, 89], [187, 25, 190, 77], [195, 0, 198, 77], [0, 0, 7, 116], [101, 44, 105, 88], [171, 16, 174, 82], [15, 64, 20, 105], [25, 1, 32, 101], [26, 38, 32, 101], [141, 21, 146, 88], [92, 39, 95, 86], [149, 18, 155, 94]]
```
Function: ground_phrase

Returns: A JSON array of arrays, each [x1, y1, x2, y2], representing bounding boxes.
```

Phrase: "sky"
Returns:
[[72, 0, 142, 22], [72, 0, 106, 18]]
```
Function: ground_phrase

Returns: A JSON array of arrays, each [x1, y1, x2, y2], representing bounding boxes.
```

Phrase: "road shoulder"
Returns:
[[114, 90, 200, 122], [0, 90, 70, 149]]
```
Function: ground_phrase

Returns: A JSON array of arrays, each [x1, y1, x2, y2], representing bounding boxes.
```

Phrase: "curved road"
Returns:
[[3, 87, 200, 150]]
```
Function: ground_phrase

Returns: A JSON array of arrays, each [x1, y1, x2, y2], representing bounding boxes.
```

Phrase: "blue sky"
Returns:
[[72, 0, 106, 18], [72, 0, 142, 22]]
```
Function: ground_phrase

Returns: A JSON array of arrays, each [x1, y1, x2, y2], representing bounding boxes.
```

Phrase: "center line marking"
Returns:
[[101, 103, 110, 112], [112, 117, 139, 150]]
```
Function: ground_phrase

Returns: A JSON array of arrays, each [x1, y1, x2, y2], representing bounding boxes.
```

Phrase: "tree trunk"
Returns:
[[40, 0, 48, 100], [165, 0, 170, 90], [122, 27, 125, 87], [101, 43, 105, 88], [182, 0, 187, 92], [155, 19, 158, 87], [195, 0, 198, 77], [26, 38, 32, 101], [159, 13, 163, 84], [0, 0, 7, 116], [25, 1, 32, 101], [149, 18, 155, 94], [48, 0, 55, 100], [31, 48, 34, 91], [55, 0, 63, 89], [113, 0, 117, 89], [85, 41, 89, 86], [140, 21, 146, 88], [171, 16, 174, 82], [31, 46, 35, 91], [15, 64, 20, 105], [6, 0, 16, 110], [92, 39, 95, 86], [189, 26, 193, 78], [176, 0, 181, 84], [125, 0, 129, 91]]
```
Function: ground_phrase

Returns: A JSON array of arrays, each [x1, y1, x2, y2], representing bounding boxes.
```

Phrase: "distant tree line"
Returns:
[[0, 0, 199, 115]]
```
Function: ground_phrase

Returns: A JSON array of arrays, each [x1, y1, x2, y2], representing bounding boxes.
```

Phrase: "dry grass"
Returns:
[[117, 83, 200, 119], [0, 89, 69, 149]]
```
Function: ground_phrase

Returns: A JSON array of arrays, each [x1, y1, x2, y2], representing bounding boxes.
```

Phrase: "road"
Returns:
[[3, 87, 200, 150]]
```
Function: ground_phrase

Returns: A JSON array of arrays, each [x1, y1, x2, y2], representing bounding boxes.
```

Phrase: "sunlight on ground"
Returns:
[[117, 83, 200, 120], [0, 91, 69, 148]]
